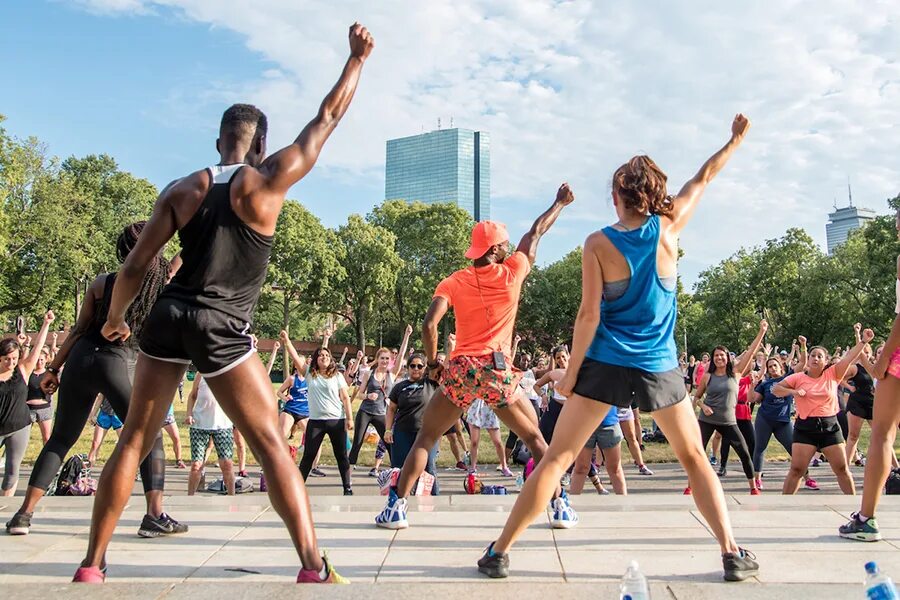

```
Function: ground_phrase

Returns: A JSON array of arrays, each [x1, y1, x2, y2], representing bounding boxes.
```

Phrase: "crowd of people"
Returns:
[[2, 21, 900, 587]]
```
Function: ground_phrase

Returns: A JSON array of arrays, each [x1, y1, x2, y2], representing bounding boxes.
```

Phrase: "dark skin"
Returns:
[[391, 184, 573, 500], [80, 23, 374, 574]]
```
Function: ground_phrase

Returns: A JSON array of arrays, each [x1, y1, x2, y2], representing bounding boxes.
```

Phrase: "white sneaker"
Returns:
[[549, 490, 579, 529]]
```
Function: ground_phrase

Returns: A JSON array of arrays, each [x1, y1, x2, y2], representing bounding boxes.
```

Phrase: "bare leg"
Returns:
[[652, 400, 740, 554], [493, 394, 608, 553], [220, 458, 236, 495], [782, 444, 817, 494], [860, 376, 900, 516], [82, 357, 185, 568], [620, 418, 645, 465], [204, 356, 324, 570], [233, 428, 247, 473], [164, 422, 183, 463], [603, 444, 627, 495], [821, 443, 855, 495], [488, 427, 507, 470], [188, 461, 203, 495], [448, 432, 463, 463], [569, 447, 592, 494], [845, 413, 864, 465], [88, 426, 107, 465], [280, 412, 294, 439], [469, 424, 482, 473], [395, 391, 462, 497], [38, 419, 52, 445]]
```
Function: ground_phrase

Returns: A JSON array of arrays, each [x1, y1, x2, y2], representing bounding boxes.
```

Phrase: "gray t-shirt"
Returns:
[[699, 373, 738, 426], [360, 371, 393, 416], [306, 372, 348, 420]]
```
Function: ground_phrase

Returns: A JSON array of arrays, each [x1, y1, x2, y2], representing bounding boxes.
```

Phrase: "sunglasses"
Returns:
[[409, 364, 426, 370]]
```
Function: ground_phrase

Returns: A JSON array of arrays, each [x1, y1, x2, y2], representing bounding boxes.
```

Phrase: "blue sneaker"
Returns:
[[375, 489, 409, 530], [549, 490, 579, 529]]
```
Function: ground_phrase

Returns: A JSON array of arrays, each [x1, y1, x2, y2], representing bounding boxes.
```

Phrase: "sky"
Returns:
[[2, 1, 899, 287]]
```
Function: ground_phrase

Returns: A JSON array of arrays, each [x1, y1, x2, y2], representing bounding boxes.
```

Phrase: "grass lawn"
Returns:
[[18, 378, 896, 469]]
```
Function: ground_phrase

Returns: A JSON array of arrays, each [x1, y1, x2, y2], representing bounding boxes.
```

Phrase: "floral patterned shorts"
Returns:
[[441, 354, 524, 410]]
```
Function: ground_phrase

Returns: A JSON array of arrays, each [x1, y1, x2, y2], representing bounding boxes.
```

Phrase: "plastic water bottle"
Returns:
[[620, 560, 650, 600], [865, 562, 899, 599], [515, 473, 524, 490]]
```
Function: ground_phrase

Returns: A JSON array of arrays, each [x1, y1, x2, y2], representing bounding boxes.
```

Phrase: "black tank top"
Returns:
[[0, 369, 30, 436], [84, 273, 125, 349], [849, 363, 875, 406], [162, 164, 273, 323], [26, 372, 50, 407]]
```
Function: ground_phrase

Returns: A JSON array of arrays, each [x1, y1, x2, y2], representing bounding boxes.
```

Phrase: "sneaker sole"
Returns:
[[375, 520, 409, 530], [6, 527, 29, 535], [839, 531, 882, 542], [724, 567, 758, 582], [550, 519, 578, 529], [478, 565, 509, 578]]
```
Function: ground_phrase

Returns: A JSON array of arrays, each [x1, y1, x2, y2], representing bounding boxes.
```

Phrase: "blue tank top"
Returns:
[[289, 375, 309, 403], [586, 215, 678, 373]]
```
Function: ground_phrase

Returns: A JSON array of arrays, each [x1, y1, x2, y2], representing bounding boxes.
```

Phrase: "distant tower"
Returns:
[[825, 201, 877, 254]]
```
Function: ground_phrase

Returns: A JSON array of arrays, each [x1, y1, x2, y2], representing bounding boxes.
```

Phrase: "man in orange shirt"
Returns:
[[375, 183, 575, 532]]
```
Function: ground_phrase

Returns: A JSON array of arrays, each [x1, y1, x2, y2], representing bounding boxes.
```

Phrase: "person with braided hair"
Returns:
[[6, 222, 181, 539]]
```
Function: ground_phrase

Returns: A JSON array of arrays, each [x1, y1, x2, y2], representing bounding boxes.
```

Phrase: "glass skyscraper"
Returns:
[[825, 205, 877, 254], [385, 128, 490, 221]]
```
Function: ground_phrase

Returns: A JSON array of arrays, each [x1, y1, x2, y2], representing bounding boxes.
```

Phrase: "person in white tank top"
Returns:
[[186, 374, 236, 495]]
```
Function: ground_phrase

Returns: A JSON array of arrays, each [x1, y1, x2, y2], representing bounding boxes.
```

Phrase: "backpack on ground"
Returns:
[[511, 439, 532, 466], [885, 469, 900, 495], [50, 454, 96, 496]]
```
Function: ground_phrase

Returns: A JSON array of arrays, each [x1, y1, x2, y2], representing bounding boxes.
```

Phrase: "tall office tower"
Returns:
[[825, 205, 877, 254], [385, 128, 490, 221]]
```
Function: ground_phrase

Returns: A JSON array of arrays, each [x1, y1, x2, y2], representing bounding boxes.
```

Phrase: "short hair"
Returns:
[[220, 104, 268, 143]]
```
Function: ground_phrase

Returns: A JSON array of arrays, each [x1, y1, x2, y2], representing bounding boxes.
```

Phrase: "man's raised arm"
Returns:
[[516, 183, 574, 265]]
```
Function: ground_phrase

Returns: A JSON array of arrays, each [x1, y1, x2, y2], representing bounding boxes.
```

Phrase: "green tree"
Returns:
[[518, 248, 582, 350], [329, 215, 402, 348]]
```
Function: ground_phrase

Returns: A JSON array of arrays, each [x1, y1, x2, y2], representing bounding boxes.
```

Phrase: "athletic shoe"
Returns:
[[639, 443, 646, 451], [296, 554, 349, 584], [754, 478, 762, 490], [855, 457, 867, 467], [839, 513, 882, 542], [343, 487, 353, 496], [597, 487, 611, 496], [375, 489, 409, 529], [717, 466, 727, 477], [804, 478, 820, 491], [5, 511, 32, 535], [368, 468, 379, 478], [683, 487, 692, 495], [176, 460, 187, 469], [722, 548, 759, 582], [455, 461, 467, 471], [749, 488, 761, 496], [238, 470, 249, 477], [560, 473, 571, 487], [549, 490, 579, 529], [638, 464, 654, 476], [500, 467, 514, 477], [138, 513, 189, 538], [477, 542, 509, 578], [72, 566, 106, 583], [709, 455, 718, 466], [310, 467, 327, 477]]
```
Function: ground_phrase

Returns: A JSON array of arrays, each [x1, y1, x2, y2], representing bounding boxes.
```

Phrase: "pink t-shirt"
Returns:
[[782, 367, 840, 419]]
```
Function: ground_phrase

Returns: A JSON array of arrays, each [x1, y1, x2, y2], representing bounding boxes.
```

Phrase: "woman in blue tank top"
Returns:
[[481, 115, 757, 583]]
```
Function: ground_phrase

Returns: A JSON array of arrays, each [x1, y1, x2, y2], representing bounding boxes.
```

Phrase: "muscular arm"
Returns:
[[835, 330, 875, 382], [516, 183, 574, 265], [668, 114, 750, 234], [258, 24, 373, 195]]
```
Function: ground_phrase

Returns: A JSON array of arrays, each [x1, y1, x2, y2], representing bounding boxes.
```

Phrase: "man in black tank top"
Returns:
[[72, 23, 374, 584]]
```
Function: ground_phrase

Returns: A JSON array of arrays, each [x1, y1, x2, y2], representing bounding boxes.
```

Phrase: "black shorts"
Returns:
[[847, 398, 874, 421], [139, 297, 255, 377], [793, 416, 844, 450], [573, 359, 687, 412]]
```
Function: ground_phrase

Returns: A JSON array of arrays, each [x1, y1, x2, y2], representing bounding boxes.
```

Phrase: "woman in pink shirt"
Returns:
[[773, 326, 874, 495]]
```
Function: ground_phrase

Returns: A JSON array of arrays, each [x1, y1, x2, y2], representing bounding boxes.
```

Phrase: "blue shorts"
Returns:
[[97, 412, 123, 430], [282, 400, 309, 422]]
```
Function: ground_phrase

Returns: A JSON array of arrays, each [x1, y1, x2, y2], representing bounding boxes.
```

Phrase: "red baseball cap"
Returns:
[[465, 221, 509, 259]]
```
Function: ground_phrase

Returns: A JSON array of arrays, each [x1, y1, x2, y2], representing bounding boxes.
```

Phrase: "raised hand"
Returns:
[[349, 22, 375, 61], [272, 340, 282, 352], [862, 328, 875, 343], [555, 183, 575, 206], [44, 310, 55, 325], [405, 324, 413, 337], [798, 335, 807, 346], [279, 329, 290, 343], [732, 114, 751, 140], [759, 319, 768, 334]]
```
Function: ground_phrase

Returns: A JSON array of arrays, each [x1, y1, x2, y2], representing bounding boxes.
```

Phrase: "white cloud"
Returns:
[[73, 0, 900, 285]]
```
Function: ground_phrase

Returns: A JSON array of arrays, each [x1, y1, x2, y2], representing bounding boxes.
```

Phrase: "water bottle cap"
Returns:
[[865, 561, 877, 574], [629, 560, 640, 570], [623, 596, 633, 600]]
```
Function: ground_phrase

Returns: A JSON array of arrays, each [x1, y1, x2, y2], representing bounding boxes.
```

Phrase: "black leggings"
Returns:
[[506, 398, 541, 451], [28, 341, 165, 493], [539, 399, 564, 444], [299, 418, 351, 490], [720, 419, 756, 467], [348, 410, 389, 465], [699, 420, 754, 480]]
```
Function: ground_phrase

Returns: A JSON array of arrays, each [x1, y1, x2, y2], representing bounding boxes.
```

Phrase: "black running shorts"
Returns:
[[793, 415, 844, 450], [573, 358, 687, 412], [846, 398, 874, 421], [139, 297, 254, 377]]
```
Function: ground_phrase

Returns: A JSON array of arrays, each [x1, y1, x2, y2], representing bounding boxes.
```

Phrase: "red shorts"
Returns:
[[887, 347, 900, 380], [440, 354, 523, 410]]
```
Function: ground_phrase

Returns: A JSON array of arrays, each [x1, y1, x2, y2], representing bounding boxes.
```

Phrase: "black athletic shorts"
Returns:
[[573, 358, 687, 412], [847, 398, 874, 421], [139, 297, 255, 377], [793, 415, 844, 450]]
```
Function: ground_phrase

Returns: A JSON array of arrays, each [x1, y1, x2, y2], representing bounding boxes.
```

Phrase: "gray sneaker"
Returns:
[[6, 511, 32, 535], [138, 513, 188, 538]]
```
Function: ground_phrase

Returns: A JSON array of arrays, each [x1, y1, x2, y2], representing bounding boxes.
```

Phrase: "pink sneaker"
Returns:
[[750, 488, 761, 496], [805, 478, 820, 491], [683, 486, 692, 496], [754, 478, 763, 490], [296, 555, 349, 584], [72, 566, 105, 583], [500, 467, 514, 478]]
